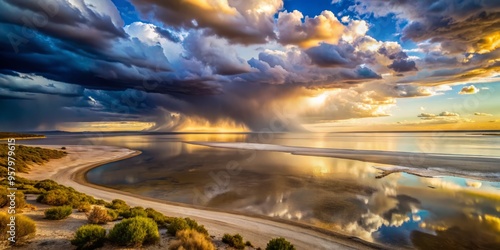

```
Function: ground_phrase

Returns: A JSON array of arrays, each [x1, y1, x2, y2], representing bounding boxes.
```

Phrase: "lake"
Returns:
[[24, 132, 500, 249]]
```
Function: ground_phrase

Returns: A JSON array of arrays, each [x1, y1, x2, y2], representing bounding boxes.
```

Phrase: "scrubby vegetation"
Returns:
[[0, 212, 36, 244], [77, 202, 92, 212], [87, 206, 111, 224], [71, 224, 106, 250], [121, 206, 148, 218], [0, 144, 66, 174], [145, 207, 172, 227], [0, 132, 44, 140], [169, 229, 215, 250], [222, 233, 250, 249], [167, 217, 208, 236], [266, 237, 295, 250], [107, 209, 119, 221], [36, 183, 99, 208], [44, 206, 73, 220], [108, 217, 160, 247], [0, 187, 27, 210]]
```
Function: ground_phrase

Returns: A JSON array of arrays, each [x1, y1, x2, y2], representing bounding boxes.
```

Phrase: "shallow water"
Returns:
[[25, 132, 500, 248]]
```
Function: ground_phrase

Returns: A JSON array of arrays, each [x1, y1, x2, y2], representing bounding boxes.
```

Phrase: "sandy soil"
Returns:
[[18, 145, 383, 250]]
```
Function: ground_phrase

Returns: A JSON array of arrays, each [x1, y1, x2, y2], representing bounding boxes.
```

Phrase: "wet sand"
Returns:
[[20, 145, 383, 250]]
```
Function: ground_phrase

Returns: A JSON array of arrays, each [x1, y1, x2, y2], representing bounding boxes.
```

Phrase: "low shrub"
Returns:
[[0, 188, 26, 210], [167, 217, 189, 236], [44, 206, 72, 220], [167, 217, 208, 236], [37, 189, 69, 206], [77, 202, 92, 213], [107, 209, 119, 221], [266, 237, 295, 250], [108, 217, 160, 247], [34, 179, 61, 191], [145, 208, 171, 227], [0, 212, 36, 244], [95, 199, 109, 206], [121, 206, 148, 218], [185, 217, 208, 235], [71, 224, 106, 250], [87, 206, 111, 224], [222, 233, 245, 249], [107, 199, 129, 210], [169, 229, 215, 250]]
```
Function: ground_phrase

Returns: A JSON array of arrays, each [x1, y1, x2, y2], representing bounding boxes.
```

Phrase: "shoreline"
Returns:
[[20, 144, 385, 250]]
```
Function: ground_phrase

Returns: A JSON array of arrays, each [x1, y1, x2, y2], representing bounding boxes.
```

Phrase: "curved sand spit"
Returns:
[[20, 145, 384, 250]]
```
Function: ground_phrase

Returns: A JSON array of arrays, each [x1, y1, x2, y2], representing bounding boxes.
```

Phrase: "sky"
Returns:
[[0, 0, 499, 132]]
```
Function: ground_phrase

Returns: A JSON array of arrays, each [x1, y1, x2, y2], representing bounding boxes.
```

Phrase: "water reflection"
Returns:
[[23, 132, 500, 249]]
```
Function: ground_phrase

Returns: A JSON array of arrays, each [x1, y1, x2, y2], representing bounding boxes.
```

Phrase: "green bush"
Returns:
[[36, 186, 96, 208], [15, 191, 27, 210], [145, 208, 171, 227], [87, 206, 111, 224], [222, 233, 245, 249], [266, 237, 295, 250], [0, 188, 26, 209], [71, 224, 106, 250], [108, 217, 160, 247], [121, 206, 148, 218], [167, 217, 208, 236], [44, 206, 72, 220], [95, 199, 109, 206], [107, 209, 119, 221], [34, 179, 61, 191], [107, 199, 129, 210], [0, 212, 36, 244], [167, 217, 189, 236], [169, 229, 215, 250], [77, 202, 92, 212], [37, 189, 69, 206]]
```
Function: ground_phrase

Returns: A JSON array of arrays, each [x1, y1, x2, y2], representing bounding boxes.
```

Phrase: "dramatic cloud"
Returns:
[[351, 0, 500, 53], [459, 85, 480, 95], [277, 10, 344, 47], [130, 0, 282, 44], [182, 31, 252, 75], [0, 0, 498, 132]]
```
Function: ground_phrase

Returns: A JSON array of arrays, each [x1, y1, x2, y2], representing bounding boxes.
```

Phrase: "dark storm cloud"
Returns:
[[388, 59, 418, 72], [0, 0, 127, 49], [305, 43, 360, 68], [377, 43, 418, 72], [352, 0, 500, 53], [423, 51, 459, 66], [0, 16, 220, 97], [0, 72, 84, 97]]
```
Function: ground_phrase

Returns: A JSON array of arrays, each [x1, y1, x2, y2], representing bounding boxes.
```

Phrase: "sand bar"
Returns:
[[187, 142, 500, 182], [19, 145, 383, 250]]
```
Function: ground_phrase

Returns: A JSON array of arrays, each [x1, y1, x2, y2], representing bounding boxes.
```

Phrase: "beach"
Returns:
[[19, 145, 382, 250]]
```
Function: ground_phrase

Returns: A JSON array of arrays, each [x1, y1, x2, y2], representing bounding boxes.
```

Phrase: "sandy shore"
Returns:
[[20, 145, 382, 250], [188, 142, 500, 182]]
